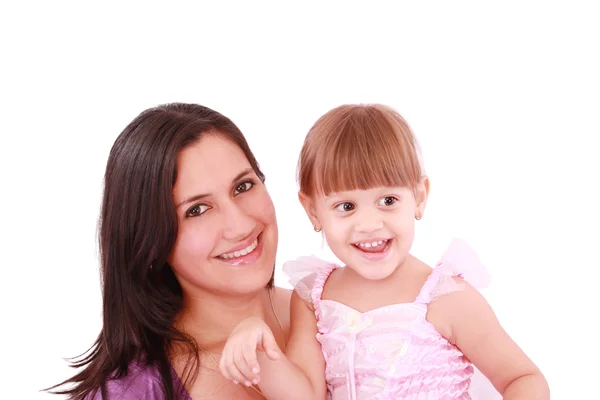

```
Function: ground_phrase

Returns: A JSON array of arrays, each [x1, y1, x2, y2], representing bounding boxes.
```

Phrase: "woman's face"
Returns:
[[168, 134, 278, 296]]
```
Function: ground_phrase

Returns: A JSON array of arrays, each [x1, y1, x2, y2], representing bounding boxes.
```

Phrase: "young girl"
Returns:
[[219, 104, 549, 399]]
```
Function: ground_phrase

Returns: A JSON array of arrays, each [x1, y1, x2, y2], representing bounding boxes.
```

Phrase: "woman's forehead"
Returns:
[[173, 135, 252, 201]]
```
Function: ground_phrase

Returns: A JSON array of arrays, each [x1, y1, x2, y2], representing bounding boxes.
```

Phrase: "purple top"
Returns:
[[85, 360, 192, 400]]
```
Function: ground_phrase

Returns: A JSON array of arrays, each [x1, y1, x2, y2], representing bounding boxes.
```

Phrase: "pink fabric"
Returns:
[[282, 239, 491, 400]]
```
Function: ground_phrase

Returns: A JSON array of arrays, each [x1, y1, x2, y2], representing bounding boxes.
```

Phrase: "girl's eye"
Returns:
[[234, 180, 254, 195], [186, 204, 210, 217], [378, 196, 397, 207], [335, 202, 355, 212]]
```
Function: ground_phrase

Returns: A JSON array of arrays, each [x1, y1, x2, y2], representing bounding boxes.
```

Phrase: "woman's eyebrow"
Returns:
[[176, 168, 254, 208]]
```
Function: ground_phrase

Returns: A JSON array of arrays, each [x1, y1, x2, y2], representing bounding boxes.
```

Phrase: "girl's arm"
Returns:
[[219, 290, 327, 400], [256, 290, 327, 399], [429, 280, 549, 399]]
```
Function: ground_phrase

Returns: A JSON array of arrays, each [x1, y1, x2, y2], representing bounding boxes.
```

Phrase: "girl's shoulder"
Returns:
[[421, 239, 492, 339], [418, 238, 491, 304], [282, 255, 340, 307]]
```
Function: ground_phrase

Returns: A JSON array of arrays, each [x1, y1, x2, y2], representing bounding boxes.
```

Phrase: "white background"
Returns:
[[1, 1, 598, 399]]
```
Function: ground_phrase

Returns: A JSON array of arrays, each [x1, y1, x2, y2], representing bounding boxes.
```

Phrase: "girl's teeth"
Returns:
[[359, 240, 385, 248], [354, 240, 389, 253], [220, 239, 258, 259]]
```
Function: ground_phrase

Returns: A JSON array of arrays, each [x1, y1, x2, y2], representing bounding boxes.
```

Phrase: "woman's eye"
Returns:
[[186, 204, 210, 217], [335, 202, 355, 212], [234, 180, 254, 195], [378, 196, 397, 206]]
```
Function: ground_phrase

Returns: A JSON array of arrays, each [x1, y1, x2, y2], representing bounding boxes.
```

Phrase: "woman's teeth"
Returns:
[[219, 239, 258, 259]]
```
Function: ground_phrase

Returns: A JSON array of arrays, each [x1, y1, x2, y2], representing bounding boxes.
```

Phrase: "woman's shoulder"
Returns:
[[273, 285, 292, 302], [272, 286, 292, 328], [85, 359, 189, 400]]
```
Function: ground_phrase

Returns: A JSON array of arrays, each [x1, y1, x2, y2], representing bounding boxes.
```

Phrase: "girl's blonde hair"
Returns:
[[298, 104, 423, 197]]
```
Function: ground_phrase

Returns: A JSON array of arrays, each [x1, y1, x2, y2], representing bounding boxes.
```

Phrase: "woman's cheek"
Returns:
[[170, 220, 219, 270], [249, 189, 277, 223]]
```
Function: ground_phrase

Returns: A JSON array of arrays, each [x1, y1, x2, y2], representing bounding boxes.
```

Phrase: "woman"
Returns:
[[49, 103, 291, 399]]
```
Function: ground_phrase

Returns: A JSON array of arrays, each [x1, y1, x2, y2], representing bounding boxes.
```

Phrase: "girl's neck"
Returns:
[[342, 254, 418, 285]]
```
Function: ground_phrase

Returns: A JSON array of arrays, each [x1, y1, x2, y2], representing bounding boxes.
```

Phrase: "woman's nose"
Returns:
[[221, 199, 255, 241]]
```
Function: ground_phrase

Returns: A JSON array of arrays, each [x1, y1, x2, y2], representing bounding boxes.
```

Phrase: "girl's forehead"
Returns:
[[320, 185, 413, 200]]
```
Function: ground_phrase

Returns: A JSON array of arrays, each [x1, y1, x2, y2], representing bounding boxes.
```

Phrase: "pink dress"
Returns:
[[283, 239, 492, 400]]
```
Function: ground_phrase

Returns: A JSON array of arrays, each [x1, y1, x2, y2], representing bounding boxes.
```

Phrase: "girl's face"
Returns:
[[301, 180, 428, 280], [168, 134, 278, 297]]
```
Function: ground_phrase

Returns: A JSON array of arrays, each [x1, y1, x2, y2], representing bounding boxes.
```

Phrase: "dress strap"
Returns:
[[415, 239, 491, 305], [282, 255, 339, 308], [414, 267, 445, 305]]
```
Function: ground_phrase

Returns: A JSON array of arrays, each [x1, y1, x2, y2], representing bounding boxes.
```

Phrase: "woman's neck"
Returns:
[[176, 288, 272, 350]]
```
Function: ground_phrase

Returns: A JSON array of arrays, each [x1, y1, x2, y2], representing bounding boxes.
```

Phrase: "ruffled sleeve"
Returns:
[[417, 239, 492, 304], [282, 255, 335, 305]]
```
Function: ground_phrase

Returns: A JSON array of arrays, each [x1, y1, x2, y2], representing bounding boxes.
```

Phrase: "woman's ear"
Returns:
[[298, 191, 322, 231]]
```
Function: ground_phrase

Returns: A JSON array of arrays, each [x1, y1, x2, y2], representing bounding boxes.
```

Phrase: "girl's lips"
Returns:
[[352, 239, 392, 261]]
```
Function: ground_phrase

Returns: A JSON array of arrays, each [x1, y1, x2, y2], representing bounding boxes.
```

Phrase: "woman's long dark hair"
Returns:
[[47, 103, 272, 399]]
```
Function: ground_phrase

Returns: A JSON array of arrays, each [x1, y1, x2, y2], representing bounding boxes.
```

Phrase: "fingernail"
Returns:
[[252, 378, 260, 385], [233, 380, 239, 385], [245, 381, 252, 386], [252, 367, 259, 374]]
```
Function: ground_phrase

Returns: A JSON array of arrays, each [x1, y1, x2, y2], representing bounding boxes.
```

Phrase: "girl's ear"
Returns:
[[415, 176, 430, 219], [298, 191, 322, 231]]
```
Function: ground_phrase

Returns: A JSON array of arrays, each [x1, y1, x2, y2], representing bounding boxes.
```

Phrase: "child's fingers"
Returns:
[[218, 350, 231, 380], [260, 328, 281, 361], [219, 346, 240, 383], [221, 344, 251, 386], [218, 347, 236, 382], [232, 346, 257, 386], [241, 329, 262, 376]]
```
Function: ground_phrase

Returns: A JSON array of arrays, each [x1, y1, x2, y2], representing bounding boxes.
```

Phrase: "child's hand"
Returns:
[[219, 317, 281, 386]]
